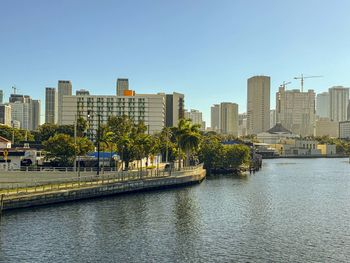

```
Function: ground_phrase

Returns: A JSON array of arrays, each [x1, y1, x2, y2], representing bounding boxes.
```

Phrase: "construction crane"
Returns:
[[279, 81, 291, 89], [12, 85, 18, 94], [294, 74, 323, 92]]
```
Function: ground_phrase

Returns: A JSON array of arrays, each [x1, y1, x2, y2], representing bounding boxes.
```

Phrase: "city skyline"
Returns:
[[2, 1, 350, 124]]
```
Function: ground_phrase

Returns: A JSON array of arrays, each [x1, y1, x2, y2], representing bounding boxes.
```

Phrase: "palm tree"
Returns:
[[160, 127, 172, 163], [174, 119, 201, 168]]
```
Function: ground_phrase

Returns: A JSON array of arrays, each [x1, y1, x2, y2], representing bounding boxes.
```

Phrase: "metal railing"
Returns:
[[0, 164, 204, 197]]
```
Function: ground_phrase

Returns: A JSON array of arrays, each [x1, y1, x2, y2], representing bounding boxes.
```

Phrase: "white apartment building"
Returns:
[[276, 87, 315, 137], [247, 76, 270, 134], [329, 86, 349, 122], [61, 93, 166, 138]]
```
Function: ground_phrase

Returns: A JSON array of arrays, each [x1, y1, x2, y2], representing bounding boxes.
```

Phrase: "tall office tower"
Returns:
[[165, 92, 185, 127], [211, 104, 220, 132], [0, 104, 12, 126], [0, 90, 3, 104], [329, 86, 349, 122], [220, 102, 238, 136], [316, 92, 330, 119], [10, 101, 32, 130], [116, 78, 129, 96], [270, 110, 276, 128], [58, 80, 72, 125], [9, 94, 32, 130], [247, 76, 270, 134], [45, 87, 58, 124], [76, 89, 90, 96], [276, 87, 316, 136], [31, 100, 41, 130], [184, 109, 205, 130]]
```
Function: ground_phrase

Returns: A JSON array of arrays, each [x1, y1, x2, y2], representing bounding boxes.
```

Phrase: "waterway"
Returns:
[[1, 158, 350, 262]]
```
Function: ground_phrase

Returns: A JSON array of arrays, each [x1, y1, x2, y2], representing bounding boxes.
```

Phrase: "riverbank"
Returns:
[[263, 154, 348, 159], [0, 165, 206, 212]]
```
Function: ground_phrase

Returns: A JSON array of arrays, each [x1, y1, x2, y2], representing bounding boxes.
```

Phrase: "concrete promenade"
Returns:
[[0, 165, 206, 211]]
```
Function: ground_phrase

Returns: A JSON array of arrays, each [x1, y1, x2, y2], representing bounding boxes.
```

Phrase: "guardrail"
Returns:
[[0, 164, 204, 197]]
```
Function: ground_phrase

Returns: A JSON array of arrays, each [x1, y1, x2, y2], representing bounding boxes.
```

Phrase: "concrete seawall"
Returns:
[[1, 168, 206, 211]]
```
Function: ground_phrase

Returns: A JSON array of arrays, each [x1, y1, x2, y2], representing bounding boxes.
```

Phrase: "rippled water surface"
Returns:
[[1, 158, 350, 262]]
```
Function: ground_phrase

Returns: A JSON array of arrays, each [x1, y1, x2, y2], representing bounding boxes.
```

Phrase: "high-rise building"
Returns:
[[220, 102, 238, 136], [270, 110, 276, 128], [45, 87, 58, 124], [247, 76, 270, 134], [10, 101, 32, 130], [0, 104, 11, 126], [276, 87, 315, 136], [58, 80, 72, 125], [339, 121, 350, 139], [165, 92, 185, 127], [0, 90, 3, 104], [11, 120, 20, 129], [185, 109, 205, 130], [31, 100, 41, 130], [316, 92, 330, 119], [9, 94, 31, 103], [116, 78, 129, 96], [61, 93, 166, 138], [9, 94, 40, 130], [315, 118, 338, 137], [238, 113, 247, 137], [76, 89, 90, 96], [329, 86, 349, 122], [210, 104, 220, 132]]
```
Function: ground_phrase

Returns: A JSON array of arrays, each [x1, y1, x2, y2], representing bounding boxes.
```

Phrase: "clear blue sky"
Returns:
[[1, 0, 350, 124]]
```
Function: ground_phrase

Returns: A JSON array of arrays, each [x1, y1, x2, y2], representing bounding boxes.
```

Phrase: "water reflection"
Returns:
[[1, 158, 350, 262]]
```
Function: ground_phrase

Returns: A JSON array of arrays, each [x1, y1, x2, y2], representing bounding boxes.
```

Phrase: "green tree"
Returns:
[[158, 127, 177, 163], [199, 134, 225, 171], [76, 117, 88, 137], [76, 136, 94, 156], [107, 116, 134, 169], [174, 119, 201, 167], [0, 125, 34, 143], [43, 134, 76, 166], [223, 144, 250, 168], [35, 123, 59, 142]]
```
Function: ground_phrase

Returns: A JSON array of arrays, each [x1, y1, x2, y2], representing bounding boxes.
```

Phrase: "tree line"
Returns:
[[0, 117, 252, 172]]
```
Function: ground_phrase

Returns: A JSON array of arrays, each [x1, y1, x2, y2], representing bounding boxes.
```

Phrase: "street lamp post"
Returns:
[[87, 110, 101, 176], [97, 113, 101, 176]]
